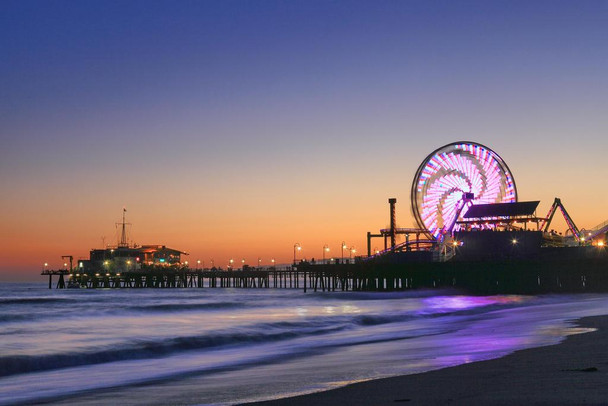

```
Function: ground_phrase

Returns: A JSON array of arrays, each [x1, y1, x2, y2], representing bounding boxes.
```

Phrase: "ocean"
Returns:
[[1, 283, 607, 405]]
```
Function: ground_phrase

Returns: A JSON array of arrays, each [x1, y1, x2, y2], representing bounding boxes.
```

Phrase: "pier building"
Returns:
[[79, 245, 186, 273], [76, 209, 187, 273]]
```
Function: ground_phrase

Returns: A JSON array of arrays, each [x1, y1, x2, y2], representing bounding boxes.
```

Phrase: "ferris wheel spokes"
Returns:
[[411, 142, 517, 240]]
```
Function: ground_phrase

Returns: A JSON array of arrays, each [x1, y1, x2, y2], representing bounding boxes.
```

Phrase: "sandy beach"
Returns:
[[249, 315, 608, 405]]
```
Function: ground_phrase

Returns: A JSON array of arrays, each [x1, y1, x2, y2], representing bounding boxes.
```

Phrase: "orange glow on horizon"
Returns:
[[2, 143, 607, 282]]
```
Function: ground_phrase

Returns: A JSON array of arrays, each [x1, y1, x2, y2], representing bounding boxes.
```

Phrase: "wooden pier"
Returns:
[[40, 266, 409, 292], [41, 248, 608, 294], [42, 269, 307, 290]]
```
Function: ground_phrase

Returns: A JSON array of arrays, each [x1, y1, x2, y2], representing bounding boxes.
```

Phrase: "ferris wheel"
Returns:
[[411, 141, 517, 240]]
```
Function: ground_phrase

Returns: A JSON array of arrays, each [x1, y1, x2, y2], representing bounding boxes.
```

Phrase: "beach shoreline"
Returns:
[[247, 315, 608, 405]]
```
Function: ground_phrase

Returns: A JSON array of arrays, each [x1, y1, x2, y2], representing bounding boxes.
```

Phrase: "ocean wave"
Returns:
[[351, 303, 507, 327], [354, 313, 411, 326], [126, 301, 245, 312], [0, 321, 347, 378], [313, 288, 461, 300], [0, 314, 36, 323], [0, 297, 74, 305]]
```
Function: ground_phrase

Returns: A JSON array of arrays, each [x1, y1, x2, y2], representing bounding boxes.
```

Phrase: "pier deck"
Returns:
[[42, 249, 608, 294]]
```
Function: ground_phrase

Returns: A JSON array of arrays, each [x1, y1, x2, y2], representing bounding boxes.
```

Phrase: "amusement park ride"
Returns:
[[367, 141, 608, 262]]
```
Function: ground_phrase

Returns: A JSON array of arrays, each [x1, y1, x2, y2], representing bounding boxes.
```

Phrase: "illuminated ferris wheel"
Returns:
[[411, 142, 517, 240]]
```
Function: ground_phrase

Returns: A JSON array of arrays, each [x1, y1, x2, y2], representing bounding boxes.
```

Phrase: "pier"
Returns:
[[39, 142, 608, 295], [42, 268, 306, 290], [42, 246, 608, 294]]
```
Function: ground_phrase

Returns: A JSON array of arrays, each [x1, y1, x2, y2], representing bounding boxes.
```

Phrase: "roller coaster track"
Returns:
[[540, 198, 581, 241], [581, 219, 608, 240], [363, 239, 436, 261]]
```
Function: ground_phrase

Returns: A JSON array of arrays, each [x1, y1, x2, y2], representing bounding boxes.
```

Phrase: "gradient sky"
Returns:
[[1, 0, 607, 281]]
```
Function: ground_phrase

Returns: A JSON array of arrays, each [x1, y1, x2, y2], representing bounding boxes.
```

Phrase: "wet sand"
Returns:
[[248, 315, 608, 405]]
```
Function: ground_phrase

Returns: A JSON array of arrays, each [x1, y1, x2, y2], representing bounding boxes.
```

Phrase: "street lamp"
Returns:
[[323, 244, 329, 263], [258, 257, 261, 268], [197, 259, 201, 270], [293, 243, 301, 264], [271, 258, 275, 268], [210, 258, 214, 268], [349, 247, 356, 262], [229, 258, 234, 270], [341, 241, 347, 263], [185, 260, 189, 268], [43, 262, 48, 271]]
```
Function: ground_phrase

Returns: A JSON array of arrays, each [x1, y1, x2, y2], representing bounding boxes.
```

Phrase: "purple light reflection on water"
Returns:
[[422, 294, 526, 312]]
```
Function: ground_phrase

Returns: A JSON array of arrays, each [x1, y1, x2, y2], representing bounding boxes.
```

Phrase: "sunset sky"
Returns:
[[1, 1, 607, 281]]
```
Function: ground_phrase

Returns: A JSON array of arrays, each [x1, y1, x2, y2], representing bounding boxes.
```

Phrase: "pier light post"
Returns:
[[185, 260, 189, 269], [229, 258, 234, 270], [271, 258, 275, 269], [197, 260, 201, 270], [43, 262, 48, 271], [241, 259, 245, 268], [323, 245, 329, 263], [341, 241, 347, 263], [293, 243, 301, 265], [258, 257, 261, 268], [210, 258, 214, 268], [349, 247, 356, 263]]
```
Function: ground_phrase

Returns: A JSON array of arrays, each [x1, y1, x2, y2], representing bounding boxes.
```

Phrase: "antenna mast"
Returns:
[[116, 207, 130, 248]]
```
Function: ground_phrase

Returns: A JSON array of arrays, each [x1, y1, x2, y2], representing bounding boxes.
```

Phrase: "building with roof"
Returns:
[[76, 210, 188, 273], [456, 201, 543, 232], [78, 245, 187, 273]]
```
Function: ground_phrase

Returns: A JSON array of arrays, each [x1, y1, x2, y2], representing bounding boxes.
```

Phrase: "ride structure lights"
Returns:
[[411, 141, 517, 240]]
